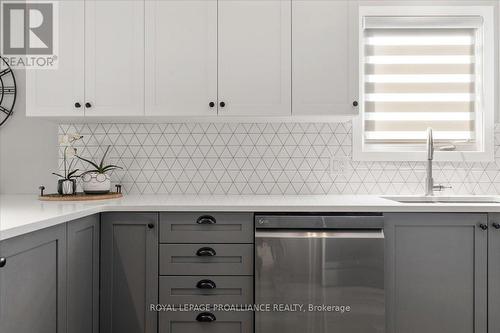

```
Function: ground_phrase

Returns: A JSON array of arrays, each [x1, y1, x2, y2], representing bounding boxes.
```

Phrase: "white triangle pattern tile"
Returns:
[[59, 122, 500, 195]]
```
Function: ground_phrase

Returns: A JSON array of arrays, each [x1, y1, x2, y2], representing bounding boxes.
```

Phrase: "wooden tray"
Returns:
[[39, 192, 123, 201]]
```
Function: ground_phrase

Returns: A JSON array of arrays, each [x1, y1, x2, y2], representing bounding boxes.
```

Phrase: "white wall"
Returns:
[[0, 70, 58, 194]]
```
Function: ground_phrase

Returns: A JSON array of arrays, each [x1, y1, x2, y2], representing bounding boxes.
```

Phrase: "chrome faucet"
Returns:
[[425, 128, 451, 196]]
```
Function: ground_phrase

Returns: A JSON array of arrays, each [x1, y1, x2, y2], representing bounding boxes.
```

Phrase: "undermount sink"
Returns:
[[382, 196, 500, 204]]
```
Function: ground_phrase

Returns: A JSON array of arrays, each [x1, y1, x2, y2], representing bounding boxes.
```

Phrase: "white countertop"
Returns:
[[2, 194, 500, 241]]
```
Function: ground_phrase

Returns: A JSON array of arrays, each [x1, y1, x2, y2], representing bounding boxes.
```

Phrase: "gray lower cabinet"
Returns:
[[488, 213, 500, 333], [0, 224, 67, 333], [159, 212, 254, 333], [385, 213, 488, 333], [67, 215, 100, 333], [159, 311, 253, 333], [100, 212, 159, 333]]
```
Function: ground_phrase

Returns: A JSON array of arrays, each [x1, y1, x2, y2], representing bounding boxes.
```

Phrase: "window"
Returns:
[[353, 6, 495, 161]]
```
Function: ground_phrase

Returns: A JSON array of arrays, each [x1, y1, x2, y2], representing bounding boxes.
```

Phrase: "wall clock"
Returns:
[[0, 57, 16, 127]]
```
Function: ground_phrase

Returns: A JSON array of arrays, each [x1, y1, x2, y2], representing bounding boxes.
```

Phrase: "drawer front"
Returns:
[[159, 311, 253, 333], [160, 244, 253, 276], [159, 213, 253, 244], [160, 276, 253, 306]]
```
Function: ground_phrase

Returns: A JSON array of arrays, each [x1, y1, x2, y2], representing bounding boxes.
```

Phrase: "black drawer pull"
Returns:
[[196, 312, 216, 322], [196, 279, 216, 289], [479, 223, 488, 230], [493, 223, 500, 230], [196, 215, 216, 225], [196, 247, 216, 257], [0, 257, 6, 268]]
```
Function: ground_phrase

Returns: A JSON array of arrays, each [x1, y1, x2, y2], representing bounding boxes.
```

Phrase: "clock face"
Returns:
[[0, 57, 16, 127]]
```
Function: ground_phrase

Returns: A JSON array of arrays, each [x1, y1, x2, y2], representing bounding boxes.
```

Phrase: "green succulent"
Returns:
[[77, 146, 122, 174]]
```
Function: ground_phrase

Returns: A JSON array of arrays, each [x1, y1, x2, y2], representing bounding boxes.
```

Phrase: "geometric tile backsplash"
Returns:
[[59, 122, 500, 195]]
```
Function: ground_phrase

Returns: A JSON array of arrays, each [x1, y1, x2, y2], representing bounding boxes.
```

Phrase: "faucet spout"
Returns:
[[424, 127, 452, 196], [426, 127, 433, 161], [425, 128, 434, 196]]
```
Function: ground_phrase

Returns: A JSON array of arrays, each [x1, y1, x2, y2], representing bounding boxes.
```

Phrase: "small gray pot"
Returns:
[[57, 179, 76, 195]]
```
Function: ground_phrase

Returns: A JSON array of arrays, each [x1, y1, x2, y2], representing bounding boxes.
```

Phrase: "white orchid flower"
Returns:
[[60, 133, 83, 146], [59, 135, 70, 146], [69, 134, 83, 144], [65, 147, 78, 158]]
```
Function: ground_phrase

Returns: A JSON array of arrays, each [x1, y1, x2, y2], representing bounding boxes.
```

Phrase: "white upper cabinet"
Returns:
[[26, 0, 359, 120], [84, 0, 144, 116], [26, 0, 84, 117], [292, 0, 358, 116], [145, 0, 217, 117], [218, 0, 291, 116]]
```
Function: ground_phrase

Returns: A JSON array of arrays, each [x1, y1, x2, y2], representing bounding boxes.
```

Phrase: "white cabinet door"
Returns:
[[292, 0, 358, 116], [84, 0, 144, 117], [218, 0, 291, 116], [26, 0, 84, 117], [145, 0, 217, 117]]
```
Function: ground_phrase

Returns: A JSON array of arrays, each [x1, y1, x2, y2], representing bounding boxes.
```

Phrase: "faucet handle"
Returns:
[[433, 184, 452, 192]]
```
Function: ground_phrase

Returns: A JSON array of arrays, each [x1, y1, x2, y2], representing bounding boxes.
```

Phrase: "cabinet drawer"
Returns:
[[160, 276, 253, 306], [160, 244, 253, 276], [159, 311, 253, 333], [159, 213, 253, 244]]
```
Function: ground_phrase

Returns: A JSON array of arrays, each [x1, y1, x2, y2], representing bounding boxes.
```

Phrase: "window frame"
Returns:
[[353, 6, 495, 162]]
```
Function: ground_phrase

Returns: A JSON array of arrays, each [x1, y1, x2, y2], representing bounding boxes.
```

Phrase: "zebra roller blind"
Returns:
[[363, 16, 483, 147]]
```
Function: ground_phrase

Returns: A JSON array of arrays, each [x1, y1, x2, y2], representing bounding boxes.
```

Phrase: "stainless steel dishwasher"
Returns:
[[255, 214, 385, 333]]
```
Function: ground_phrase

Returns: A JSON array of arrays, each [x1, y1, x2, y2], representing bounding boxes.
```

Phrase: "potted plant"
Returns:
[[52, 159, 79, 195], [53, 134, 83, 195], [77, 146, 122, 194]]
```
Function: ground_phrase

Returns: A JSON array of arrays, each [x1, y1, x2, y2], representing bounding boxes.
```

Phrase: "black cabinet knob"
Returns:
[[196, 312, 216, 322], [85, 102, 92, 108], [352, 101, 359, 107], [196, 279, 217, 289], [196, 215, 216, 225], [209, 102, 215, 108], [219, 101, 225, 108], [196, 247, 216, 257], [493, 223, 500, 230], [74, 102, 81, 108], [0, 257, 6, 268], [147, 223, 155, 229], [479, 223, 488, 230]]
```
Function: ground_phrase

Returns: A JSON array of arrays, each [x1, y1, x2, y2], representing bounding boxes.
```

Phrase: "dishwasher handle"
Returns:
[[255, 214, 384, 229], [256, 229, 384, 239]]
